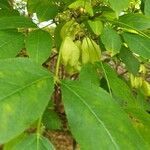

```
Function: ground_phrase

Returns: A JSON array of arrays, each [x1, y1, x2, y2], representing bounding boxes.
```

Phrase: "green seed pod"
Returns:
[[81, 38, 90, 64], [60, 20, 80, 40], [60, 36, 80, 67], [139, 64, 146, 74], [142, 80, 150, 96], [81, 37, 101, 64], [130, 74, 143, 88], [66, 61, 81, 75]]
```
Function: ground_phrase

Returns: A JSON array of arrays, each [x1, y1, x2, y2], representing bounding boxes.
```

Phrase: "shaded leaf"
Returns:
[[119, 46, 140, 75], [42, 109, 62, 130], [122, 33, 150, 59], [102, 63, 136, 106]]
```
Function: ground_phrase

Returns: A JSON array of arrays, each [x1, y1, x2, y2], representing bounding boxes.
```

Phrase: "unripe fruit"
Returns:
[[81, 37, 101, 64], [130, 74, 143, 88], [139, 64, 146, 74], [60, 36, 80, 67], [60, 20, 80, 40], [142, 80, 150, 96], [81, 38, 90, 64]]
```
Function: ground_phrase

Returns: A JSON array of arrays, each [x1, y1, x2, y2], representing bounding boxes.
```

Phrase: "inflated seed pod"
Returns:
[[81, 37, 101, 64], [81, 38, 90, 64], [142, 80, 150, 96], [130, 74, 143, 88], [60, 36, 80, 67]]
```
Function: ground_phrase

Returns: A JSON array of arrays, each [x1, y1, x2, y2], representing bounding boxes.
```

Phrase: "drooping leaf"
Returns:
[[108, 0, 130, 15], [101, 26, 122, 55], [0, 58, 54, 144], [119, 46, 140, 75], [144, 0, 150, 16], [62, 80, 148, 149], [119, 13, 150, 30], [102, 63, 136, 106], [4, 134, 55, 150], [0, 30, 24, 59], [122, 33, 150, 59], [0, 16, 36, 30], [26, 30, 52, 64]]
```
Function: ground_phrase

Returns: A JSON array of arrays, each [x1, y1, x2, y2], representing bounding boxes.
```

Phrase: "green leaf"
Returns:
[[119, 13, 150, 30], [0, 30, 24, 59], [101, 26, 122, 55], [36, 5, 58, 21], [144, 0, 150, 16], [0, 0, 11, 10], [125, 108, 150, 147], [0, 9, 20, 17], [79, 63, 100, 87], [0, 16, 36, 30], [69, 0, 93, 16], [122, 33, 150, 59], [26, 30, 52, 64], [4, 134, 55, 150], [119, 46, 140, 75], [102, 63, 136, 106], [62, 80, 148, 149], [108, 0, 130, 15], [88, 19, 103, 35], [0, 58, 54, 144], [42, 109, 62, 130], [28, 0, 58, 21]]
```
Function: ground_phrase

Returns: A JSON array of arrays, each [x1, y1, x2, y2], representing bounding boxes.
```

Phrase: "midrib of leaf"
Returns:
[[113, 20, 150, 39], [63, 83, 119, 150], [0, 75, 50, 102], [21, 136, 36, 150]]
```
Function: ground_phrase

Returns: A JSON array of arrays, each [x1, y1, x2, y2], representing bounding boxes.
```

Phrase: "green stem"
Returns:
[[54, 50, 62, 84]]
